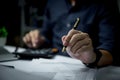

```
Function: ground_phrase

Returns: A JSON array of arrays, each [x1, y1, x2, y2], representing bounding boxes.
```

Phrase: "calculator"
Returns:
[[13, 48, 58, 59]]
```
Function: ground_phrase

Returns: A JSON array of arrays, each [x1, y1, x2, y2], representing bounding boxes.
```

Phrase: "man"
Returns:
[[23, 0, 119, 68]]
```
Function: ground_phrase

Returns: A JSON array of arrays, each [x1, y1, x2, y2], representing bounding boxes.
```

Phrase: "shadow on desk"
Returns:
[[96, 66, 120, 80], [0, 65, 50, 80]]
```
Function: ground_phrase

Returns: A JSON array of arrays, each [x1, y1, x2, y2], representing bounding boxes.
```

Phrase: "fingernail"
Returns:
[[33, 43, 37, 47]]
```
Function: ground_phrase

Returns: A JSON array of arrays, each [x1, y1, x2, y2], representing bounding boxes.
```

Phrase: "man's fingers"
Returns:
[[64, 29, 82, 46], [30, 30, 40, 39], [29, 30, 40, 47], [23, 34, 32, 48], [70, 37, 91, 53], [62, 35, 66, 45], [69, 33, 88, 47], [23, 34, 31, 44], [22, 29, 41, 48]]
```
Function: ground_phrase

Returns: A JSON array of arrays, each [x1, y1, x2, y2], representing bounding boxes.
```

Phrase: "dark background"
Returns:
[[0, 0, 119, 47], [0, 0, 47, 46]]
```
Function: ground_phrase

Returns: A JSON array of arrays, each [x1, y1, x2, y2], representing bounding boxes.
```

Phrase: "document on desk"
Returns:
[[29, 56, 97, 80], [0, 55, 97, 80]]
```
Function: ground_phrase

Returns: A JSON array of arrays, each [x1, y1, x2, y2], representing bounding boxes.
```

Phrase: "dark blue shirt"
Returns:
[[41, 0, 117, 56]]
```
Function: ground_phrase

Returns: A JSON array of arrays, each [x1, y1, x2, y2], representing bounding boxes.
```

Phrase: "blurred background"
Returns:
[[0, 0, 47, 47], [0, 0, 119, 47]]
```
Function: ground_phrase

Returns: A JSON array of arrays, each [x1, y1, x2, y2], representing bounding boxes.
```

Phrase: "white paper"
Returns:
[[0, 55, 97, 80]]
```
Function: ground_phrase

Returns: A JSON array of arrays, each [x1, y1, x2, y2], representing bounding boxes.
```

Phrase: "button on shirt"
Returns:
[[41, 0, 117, 56]]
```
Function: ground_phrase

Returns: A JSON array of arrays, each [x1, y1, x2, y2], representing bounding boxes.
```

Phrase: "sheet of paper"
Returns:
[[30, 56, 97, 80], [0, 55, 97, 80]]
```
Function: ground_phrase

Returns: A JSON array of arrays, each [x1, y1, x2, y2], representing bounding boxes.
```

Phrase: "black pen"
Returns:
[[62, 18, 80, 52]]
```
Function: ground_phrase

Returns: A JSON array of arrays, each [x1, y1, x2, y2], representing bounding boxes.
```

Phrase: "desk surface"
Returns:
[[0, 45, 120, 80]]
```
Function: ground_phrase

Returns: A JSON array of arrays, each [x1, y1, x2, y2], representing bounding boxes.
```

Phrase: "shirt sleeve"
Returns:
[[96, 4, 118, 54]]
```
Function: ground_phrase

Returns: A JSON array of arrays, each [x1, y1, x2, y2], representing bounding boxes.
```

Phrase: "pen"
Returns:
[[62, 18, 80, 52]]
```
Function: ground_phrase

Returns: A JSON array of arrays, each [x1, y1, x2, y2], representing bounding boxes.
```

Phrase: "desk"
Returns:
[[0, 45, 120, 80]]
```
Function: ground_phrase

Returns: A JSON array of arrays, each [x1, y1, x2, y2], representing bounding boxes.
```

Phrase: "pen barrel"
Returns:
[[73, 18, 80, 29], [62, 18, 80, 53]]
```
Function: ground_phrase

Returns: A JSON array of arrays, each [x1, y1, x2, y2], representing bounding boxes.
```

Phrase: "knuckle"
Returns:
[[72, 34, 78, 39], [84, 33, 89, 37], [85, 38, 91, 44]]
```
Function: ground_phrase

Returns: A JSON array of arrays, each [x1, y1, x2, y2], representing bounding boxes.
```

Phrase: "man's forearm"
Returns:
[[97, 50, 113, 67]]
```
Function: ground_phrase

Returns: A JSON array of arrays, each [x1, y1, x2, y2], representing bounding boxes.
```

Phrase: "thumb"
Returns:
[[61, 35, 68, 46]]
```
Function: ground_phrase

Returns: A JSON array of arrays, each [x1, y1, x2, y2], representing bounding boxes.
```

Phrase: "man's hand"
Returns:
[[62, 29, 96, 64], [23, 29, 45, 48]]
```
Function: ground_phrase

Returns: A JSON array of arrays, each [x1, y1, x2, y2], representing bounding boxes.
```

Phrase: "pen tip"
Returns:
[[62, 46, 66, 52]]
